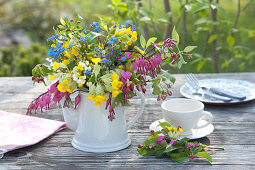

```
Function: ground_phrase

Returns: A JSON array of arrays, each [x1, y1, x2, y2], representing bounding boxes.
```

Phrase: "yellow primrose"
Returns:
[[125, 27, 132, 35], [127, 41, 132, 46], [72, 47, 79, 56], [118, 65, 124, 69], [57, 84, 66, 93], [77, 64, 84, 71], [51, 44, 56, 47], [179, 128, 183, 132], [64, 51, 71, 58], [91, 58, 101, 65], [114, 31, 119, 36], [122, 46, 127, 50], [131, 36, 137, 41], [167, 126, 173, 131], [173, 127, 177, 132], [112, 89, 122, 97], [63, 79, 68, 85], [119, 30, 125, 35], [62, 59, 70, 65], [87, 95, 97, 101], [111, 73, 119, 81], [127, 81, 132, 87], [53, 62, 59, 70], [49, 75, 56, 81], [78, 83, 83, 87], [66, 87, 73, 93], [63, 42, 70, 48], [140, 50, 145, 55], [132, 31, 137, 36]]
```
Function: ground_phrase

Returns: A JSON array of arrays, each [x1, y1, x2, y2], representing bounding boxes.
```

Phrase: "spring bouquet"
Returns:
[[27, 16, 194, 120]]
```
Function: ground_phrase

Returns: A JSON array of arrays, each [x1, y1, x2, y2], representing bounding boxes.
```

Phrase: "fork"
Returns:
[[185, 82, 232, 102], [186, 74, 246, 100]]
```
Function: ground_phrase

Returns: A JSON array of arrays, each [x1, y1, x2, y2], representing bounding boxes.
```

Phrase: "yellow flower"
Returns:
[[68, 76, 71, 79], [94, 102, 102, 106], [66, 87, 73, 93], [125, 27, 132, 35], [173, 127, 177, 132], [53, 62, 59, 70], [57, 84, 66, 93], [111, 73, 119, 81], [63, 42, 70, 48], [114, 31, 119, 35], [131, 36, 137, 41], [140, 50, 145, 55], [179, 128, 183, 132], [118, 65, 124, 69], [91, 58, 101, 65], [179, 133, 181, 136], [64, 51, 71, 58], [49, 75, 56, 81], [62, 59, 70, 65], [132, 31, 137, 36], [87, 95, 97, 101], [119, 30, 125, 35], [51, 44, 56, 47], [112, 89, 122, 97], [167, 126, 173, 131], [127, 41, 132, 46], [89, 63, 93, 66], [88, 56, 93, 60], [78, 83, 83, 87], [122, 46, 127, 50], [72, 47, 79, 56], [77, 64, 84, 71], [63, 79, 68, 85]]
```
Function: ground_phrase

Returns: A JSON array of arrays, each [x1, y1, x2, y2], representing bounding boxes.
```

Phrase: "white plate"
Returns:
[[180, 79, 255, 105], [149, 119, 214, 140]]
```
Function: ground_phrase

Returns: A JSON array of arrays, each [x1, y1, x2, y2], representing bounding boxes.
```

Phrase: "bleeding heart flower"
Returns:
[[125, 52, 133, 60], [121, 71, 131, 84], [75, 94, 81, 109]]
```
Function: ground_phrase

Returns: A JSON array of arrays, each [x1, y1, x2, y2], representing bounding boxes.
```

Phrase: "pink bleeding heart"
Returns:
[[121, 71, 131, 84]]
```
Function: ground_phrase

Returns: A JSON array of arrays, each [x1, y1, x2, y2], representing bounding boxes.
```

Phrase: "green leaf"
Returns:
[[195, 152, 212, 163], [208, 34, 218, 43], [94, 64, 100, 77], [160, 70, 176, 84], [146, 37, 157, 48], [160, 141, 168, 147], [140, 35, 146, 49], [137, 148, 155, 156], [227, 35, 235, 48], [96, 84, 104, 95], [177, 61, 182, 69], [194, 18, 208, 25], [58, 25, 65, 29], [156, 150, 165, 158], [60, 16, 66, 26], [140, 16, 151, 22], [170, 152, 189, 163], [164, 146, 180, 153], [112, 0, 121, 5], [172, 26, 179, 45], [184, 46, 197, 53], [192, 3, 209, 14], [197, 60, 205, 71]]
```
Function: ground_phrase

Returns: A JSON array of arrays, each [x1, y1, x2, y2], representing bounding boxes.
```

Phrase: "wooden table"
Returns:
[[1, 73, 255, 169]]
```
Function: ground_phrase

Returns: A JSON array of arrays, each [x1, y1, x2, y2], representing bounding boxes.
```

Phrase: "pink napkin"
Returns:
[[0, 110, 66, 155]]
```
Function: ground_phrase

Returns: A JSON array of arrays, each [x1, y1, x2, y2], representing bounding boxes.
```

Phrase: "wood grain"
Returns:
[[1, 73, 255, 169]]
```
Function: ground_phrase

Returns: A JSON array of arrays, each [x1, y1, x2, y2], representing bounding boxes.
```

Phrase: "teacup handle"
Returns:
[[126, 90, 145, 130], [195, 111, 213, 129]]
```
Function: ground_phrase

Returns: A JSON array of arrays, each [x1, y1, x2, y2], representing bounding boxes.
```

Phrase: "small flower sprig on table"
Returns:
[[137, 122, 221, 163]]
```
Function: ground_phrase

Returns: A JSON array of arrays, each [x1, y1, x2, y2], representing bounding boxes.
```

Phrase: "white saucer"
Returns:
[[149, 119, 214, 140]]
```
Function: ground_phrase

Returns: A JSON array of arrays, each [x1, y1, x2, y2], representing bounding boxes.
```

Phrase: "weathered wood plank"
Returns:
[[1, 73, 255, 169]]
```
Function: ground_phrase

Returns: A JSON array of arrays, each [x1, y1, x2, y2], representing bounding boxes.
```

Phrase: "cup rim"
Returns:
[[161, 98, 204, 113]]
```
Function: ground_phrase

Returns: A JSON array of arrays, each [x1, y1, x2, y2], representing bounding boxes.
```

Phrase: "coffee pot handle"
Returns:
[[126, 90, 145, 130]]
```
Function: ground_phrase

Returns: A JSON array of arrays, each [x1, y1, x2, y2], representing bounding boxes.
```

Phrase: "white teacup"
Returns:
[[161, 98, 213, 135]]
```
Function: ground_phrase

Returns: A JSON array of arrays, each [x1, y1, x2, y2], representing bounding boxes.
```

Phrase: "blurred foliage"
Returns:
[[0, 43, 47, 76], [0, 0, 255, 76]]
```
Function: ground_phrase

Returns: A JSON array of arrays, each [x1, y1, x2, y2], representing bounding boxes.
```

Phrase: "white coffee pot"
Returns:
[[62, 91, 145, 153]]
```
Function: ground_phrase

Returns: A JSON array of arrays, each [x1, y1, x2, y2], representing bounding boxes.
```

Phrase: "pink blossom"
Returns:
[[138, 144, 142, 149], [187, 143, 193, 148], [125, 52, 133, 60], [75, 94, 81, 109], [190, 155, 196, 159], [194, 143, 199, 148], [150, 130, 154, 134], [169, 139, 177, 146], [149, 145, 154, 149], [156, 136, 166, 144]]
